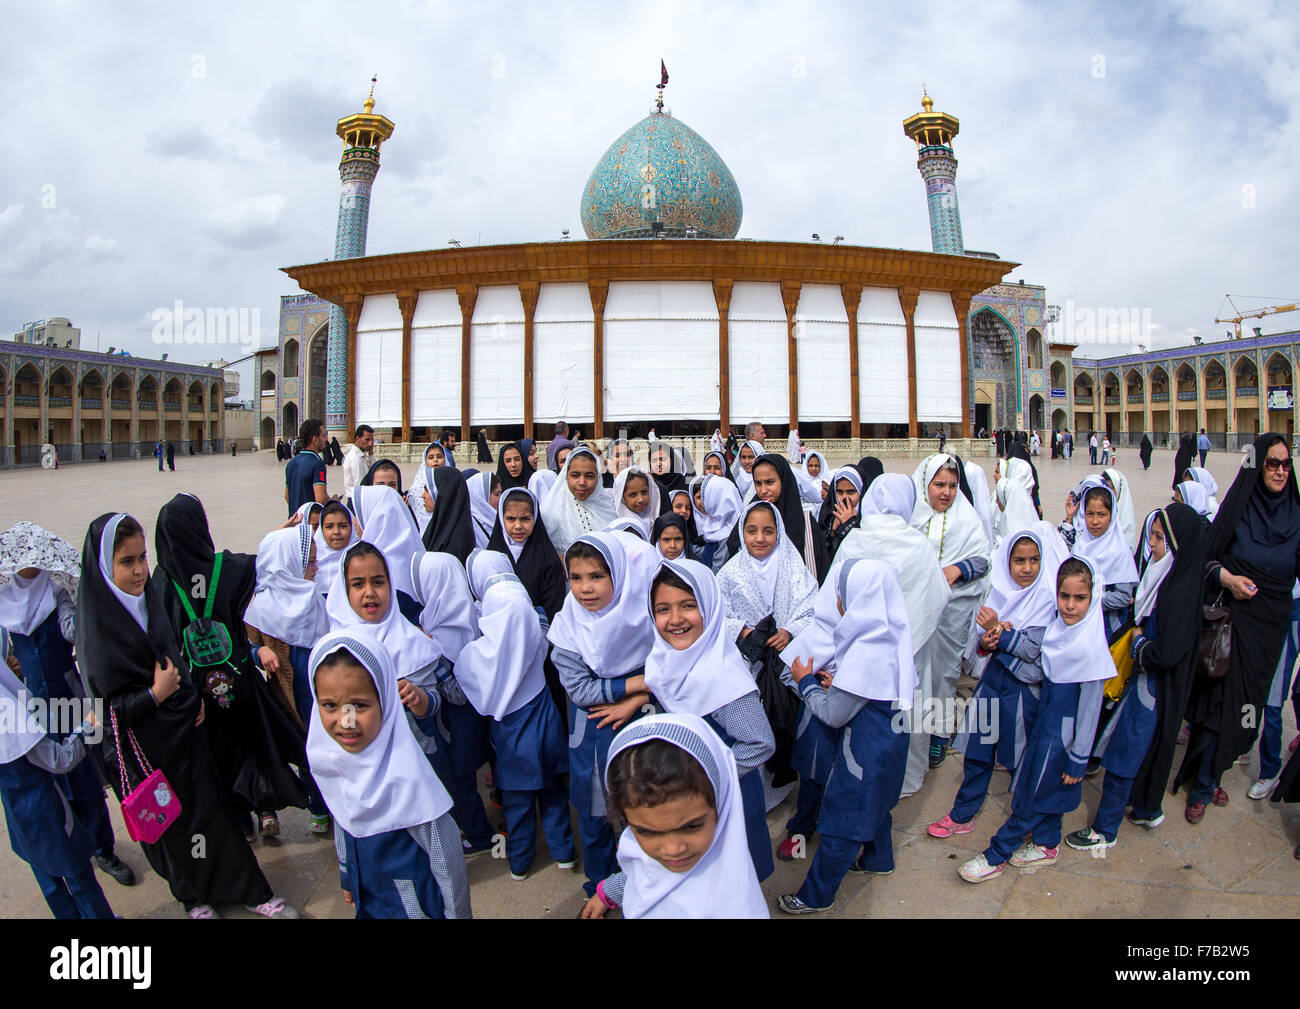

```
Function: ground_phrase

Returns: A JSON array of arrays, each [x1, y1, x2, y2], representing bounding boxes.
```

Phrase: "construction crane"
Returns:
[[1215, 295, 1300, 340]]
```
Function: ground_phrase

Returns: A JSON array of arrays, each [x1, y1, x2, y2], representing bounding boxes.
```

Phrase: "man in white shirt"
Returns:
[[342, 424, 375, 505]]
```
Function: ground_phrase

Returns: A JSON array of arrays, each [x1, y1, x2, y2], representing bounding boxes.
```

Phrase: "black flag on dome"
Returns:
[[660, 60, 669, 87]]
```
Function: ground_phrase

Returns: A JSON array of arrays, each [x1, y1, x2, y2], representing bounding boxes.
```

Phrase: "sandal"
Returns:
[[308, 813, 332, 834], [259, 812, 280, 838], [188, 904, 219, 919], [246, 896, 301, 919]]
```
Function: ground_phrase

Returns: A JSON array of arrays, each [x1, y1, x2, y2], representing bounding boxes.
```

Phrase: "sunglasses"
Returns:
[[1264, 457, 1293, 472]]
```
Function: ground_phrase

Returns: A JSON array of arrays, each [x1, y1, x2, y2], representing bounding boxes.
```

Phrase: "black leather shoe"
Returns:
[[93, 853, 136, 886]]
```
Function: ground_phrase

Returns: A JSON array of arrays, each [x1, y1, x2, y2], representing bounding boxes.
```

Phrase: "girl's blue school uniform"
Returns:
[[285, 643, 328, 817], [9, 609, 116, 860], [0, 731, 113, 919], [334, 816, 469, 919], [1092, 610, 1161, 837], [1260, 591, 1300, 780], [703, 706, 775, 882], [949, 626, 1044, 824], [434, 664, 495, 849], [984, 677, 1104, 864], [785, 696, 836, 840], [795, 691, 907, 910], [493, 687, 575, 875], [555, 645, 650, 897]]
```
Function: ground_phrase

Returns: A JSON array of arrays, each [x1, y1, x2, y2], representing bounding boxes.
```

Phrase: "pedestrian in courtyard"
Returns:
[[154, 440, 163, 472], [342, 424, 375, 506], [1090, 431, 1098, 465], [286, 419, 330, 515], [1197, 428, 1211, 468], [165, 442, 175, 472]]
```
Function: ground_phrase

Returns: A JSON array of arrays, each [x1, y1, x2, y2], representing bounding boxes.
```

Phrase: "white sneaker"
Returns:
[[957, 854, 1005, 883], [1009, 841, 1059, 867], [1247, 777, 1278, 800]]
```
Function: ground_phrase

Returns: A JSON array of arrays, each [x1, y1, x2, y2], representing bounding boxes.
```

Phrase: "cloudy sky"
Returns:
[[3, 0, 1297, 397]]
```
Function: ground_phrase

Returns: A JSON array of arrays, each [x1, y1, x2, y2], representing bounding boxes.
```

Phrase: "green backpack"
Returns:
[[171, 552, 234, 670]]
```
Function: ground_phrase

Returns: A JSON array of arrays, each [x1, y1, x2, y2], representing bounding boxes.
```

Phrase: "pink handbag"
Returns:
[[111, 708, 181, 844]]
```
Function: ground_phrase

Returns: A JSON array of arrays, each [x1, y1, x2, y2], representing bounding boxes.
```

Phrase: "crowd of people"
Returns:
[[1, 415, 1298, 919]]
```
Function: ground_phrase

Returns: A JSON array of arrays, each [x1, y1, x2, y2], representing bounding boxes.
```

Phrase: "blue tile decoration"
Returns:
[[580, 111, 742, 239]]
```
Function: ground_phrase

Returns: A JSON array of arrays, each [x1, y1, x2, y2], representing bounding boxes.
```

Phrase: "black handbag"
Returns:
[[1196, 590, 1232, 679]]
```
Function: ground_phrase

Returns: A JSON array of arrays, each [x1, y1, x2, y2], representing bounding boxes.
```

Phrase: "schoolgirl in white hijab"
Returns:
[[994, 476, 1040, 548], [1005, 457, 1036, 501], [313, 502, 360, 596], [406, 441, 448, 535], [717, 500, 817, 647], [786, 429, 802, 464], [777, 559, 916, 914], [1069, 476, 1139, 589], [1102, 467, 1138, 553], [910, 455, 992, 772], [350, 485, 423, 603], [1184, 467, 1219, 518], [798, 451, 829, 505], [409, 553, 478, 663], [612, 465, 661, 539], [691, 474, 743, 544], [465, 470, 498, 550], [594, 713, 768, 919], [731, 440, 765, 498], [528, 468, 558, 501], [1174, 480, 1213, 519], [541, 447, 619, 554], [456, 551, 547, 721], [305, 628, 471, 918], [827, 474, 950, 796], [0, 522, 80, 641], [244, 523, 329, 650]]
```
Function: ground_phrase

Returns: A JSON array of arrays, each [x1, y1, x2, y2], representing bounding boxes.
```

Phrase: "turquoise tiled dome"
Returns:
[[580, 111, 742, 240]]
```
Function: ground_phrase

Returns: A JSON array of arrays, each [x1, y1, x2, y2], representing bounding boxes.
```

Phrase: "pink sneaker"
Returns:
[[927, 815, 975, 838], [1009, 842, 1059, 868]]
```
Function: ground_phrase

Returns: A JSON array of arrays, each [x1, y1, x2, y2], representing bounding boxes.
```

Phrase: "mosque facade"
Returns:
[[264, 84, 1067, 454]]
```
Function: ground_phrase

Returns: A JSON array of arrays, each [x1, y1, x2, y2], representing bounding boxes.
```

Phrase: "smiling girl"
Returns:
[[644, 560, 776, 881], [581, 713, 768, 919], [613, 466, 661, 540], [541, 447, 618, 554], [309, 629, 470, 918]]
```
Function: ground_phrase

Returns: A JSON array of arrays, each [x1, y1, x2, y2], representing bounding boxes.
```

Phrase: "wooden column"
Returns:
[[713, 279, 733, 436], [589, 280, 608, 440], [841, 283, 862, 436], [457, 286, 478, 445], [781, 280, 801, 430], [899, 287, 919, 439], [343, 297, 362, 439], [398, 290, 416, 446], [953, 293, 973, 438], [519, 281, 540, 440]]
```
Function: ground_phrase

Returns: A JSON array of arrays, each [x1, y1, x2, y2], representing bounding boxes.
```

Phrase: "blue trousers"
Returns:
[[785, 778, 823, 839], [985, 809, 1062, 864], [1261, 699, 1300, 779], [578, 814, 617, 898], [795, 819, 894, 909], [500, 779, 575, 875], [1093, 771, 1135, 842], [448, 772, 495, 849], [1186, 744, 1220, 804], [35, 866, 114, 919], [950, 751, 997, 823]]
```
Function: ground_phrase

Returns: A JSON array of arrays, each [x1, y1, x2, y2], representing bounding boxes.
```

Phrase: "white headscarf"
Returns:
[[778, 561, 843, 675], [692, 474, 743, 543], [786, 429, 801, 464], [465, 547, 516, 600], [964, 461, 995, 550], [1101, 468, 1138, 552], [547, 532, 656, 678], [406, 441, 447, 534], [995, 476, 1039, 546], [1005, 457, 1035, 499], [826, 465, 863, 502], [97, 513, 148, 632], [452, 553, 547, 720], [0, 522, 80, 637], [464, 470, 498, 549], [1070, 477, 1139, 586], [351, 485, 422, 600], [409, 553, 477, 661], [306, 629, 454, 837], [1185, 467, 1219, 518], [710, 430, 725, 454], [1133, 510, 1174, 623], [541, 447, 618, 554], [0, 628, 48, 763], [731, 440, 764, 497], [645, 559, 759, 715], [612, 465, 661, 539], [911, 455, 990, 568], [324, 543, 444, 687], [243, 524, 328, 649], [495, 486, 536, 562], [965, 522, 1066, 669], [528, 468, 558, 500], [796, 451, 828, 505], [314, 507, 360, 595], [605, 713, 768, 919], [1041, 557, 1113, 684], [829, 558, 918, 706], [831, 475, 949, 650], [1175, 480, 1212, 518], [717, 501, 816, 631]]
